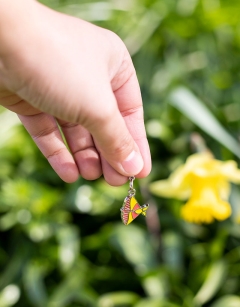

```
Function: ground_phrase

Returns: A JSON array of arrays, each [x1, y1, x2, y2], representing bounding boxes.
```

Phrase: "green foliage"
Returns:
[[1, 0, 240, 306]]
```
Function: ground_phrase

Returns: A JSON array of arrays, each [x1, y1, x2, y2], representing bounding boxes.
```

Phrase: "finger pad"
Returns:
[[48, 154, 79, 183], [101, 157, 128, 186], [75, 148, 102, 180]]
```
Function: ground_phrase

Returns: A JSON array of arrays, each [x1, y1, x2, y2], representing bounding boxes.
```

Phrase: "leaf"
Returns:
[[48, 259, 97, 307], [124, 9, 162, 55], [109, 224, 157, 275], [210, 295, 240, 307], [134, 298, 181, 307], [23, 262, 48, 307], [0, 244, 30, 289], [98, 292, 140, 307], [142, 270, 169, 299], [229, 185, 240, 223], [194, 260, 227, 305], [56, 225, 80, 272], [162, 232, 183, 271], [169, 87, 240, 158], [57, 2, 113, 22]]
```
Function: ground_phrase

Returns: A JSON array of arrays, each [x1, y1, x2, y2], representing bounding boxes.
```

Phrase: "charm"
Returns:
[[120, 176, 149, 225]]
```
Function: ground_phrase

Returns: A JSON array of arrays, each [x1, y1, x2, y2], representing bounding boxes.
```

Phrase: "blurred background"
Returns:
[[1, 0, 240, 306]]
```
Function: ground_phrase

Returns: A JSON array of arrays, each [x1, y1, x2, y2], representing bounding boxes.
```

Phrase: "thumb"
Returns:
[[85, 92, 144, 177]]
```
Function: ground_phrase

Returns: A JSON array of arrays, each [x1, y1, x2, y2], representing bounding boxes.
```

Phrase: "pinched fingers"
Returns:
[[57, 120, 130, 185], [19, 113, 125, 185]]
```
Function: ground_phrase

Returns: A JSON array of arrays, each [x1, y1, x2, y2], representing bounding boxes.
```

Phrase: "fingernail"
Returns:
[[121, 151, 144, 175]]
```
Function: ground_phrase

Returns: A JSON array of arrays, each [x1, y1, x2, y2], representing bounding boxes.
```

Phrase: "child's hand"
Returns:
[[0, 0, 151, 186]]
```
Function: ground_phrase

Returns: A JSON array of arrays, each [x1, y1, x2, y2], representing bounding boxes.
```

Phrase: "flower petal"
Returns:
[[218, 179, 230, 200], [149, 179, 191, 200], [220, 161, 240, 183], [212, 201, 231, 221], [185, 152, 213, 170], [181, 204, 214, 224]]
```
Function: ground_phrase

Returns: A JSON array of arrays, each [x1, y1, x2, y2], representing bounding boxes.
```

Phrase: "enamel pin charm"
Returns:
[[120, 176, 149, 225]]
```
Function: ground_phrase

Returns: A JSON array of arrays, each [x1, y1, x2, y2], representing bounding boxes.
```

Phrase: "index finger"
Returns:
[[113, 69, 152, 178]]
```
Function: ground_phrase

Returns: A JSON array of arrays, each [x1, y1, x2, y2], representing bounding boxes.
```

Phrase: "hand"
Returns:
[[0, 0, 151, 186]]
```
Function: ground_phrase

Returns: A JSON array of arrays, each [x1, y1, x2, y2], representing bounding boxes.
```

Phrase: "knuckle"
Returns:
[[46, 147, 65, 160], [105, 29, 124, 46], [59, 122, 79, 129], [32, 125, 58, 140], [84, 104, 115, 129], [111, 133, 133, 156], [121, 106, 143, 118]]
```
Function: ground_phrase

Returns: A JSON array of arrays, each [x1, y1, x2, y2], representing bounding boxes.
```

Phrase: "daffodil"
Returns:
[[150, 153, 240, 224]]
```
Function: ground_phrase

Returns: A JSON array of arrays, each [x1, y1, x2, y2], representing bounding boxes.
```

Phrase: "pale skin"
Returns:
[[0, 0, 151, 186]]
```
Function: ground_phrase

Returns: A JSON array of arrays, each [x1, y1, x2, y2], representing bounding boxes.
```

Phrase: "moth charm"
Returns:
[[120, 177, 149, 225]]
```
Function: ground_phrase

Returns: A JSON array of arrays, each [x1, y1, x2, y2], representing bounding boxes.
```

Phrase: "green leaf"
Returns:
[[169, 87, 240, 158], [134, 298, 181, 307], [194, 260, 227, 305], [142, 270, 169, 299], [23, 262, 48, 307], [48, 259, 97, 307], [57, 2, 113, 22], [56, 225, 80, 272], [0, 245, 30, 289], [124, 9, 162, 55], [229, 185, 240, 223], [98, 292, 140, 307], [109, 224, 157, 274], [210, 295, 240, 307], [162, 232, 183, 271]]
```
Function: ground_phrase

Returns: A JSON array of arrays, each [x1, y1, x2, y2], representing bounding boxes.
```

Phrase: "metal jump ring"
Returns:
[[129, 176, 135, 190], [128, 188, 136, 197]]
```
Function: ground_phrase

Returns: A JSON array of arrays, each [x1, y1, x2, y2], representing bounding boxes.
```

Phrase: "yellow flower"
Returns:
[[150, 153, 240, 224]]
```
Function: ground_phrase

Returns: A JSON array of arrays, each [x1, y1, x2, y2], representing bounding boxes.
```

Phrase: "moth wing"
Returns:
[[121, 197, 131, 225], [130, 197, 140, 210], [121, 196, 142, 225], [129, 197, 141, 223]]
